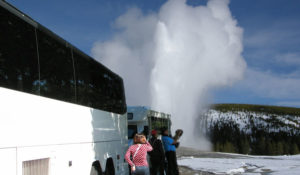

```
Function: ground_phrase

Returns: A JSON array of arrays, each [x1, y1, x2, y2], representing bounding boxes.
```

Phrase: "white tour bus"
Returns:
[[127, 106, 171, 142], [0, 1, 128, 175]]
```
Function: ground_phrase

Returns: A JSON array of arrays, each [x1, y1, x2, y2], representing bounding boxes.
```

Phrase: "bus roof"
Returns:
[[127, 106, 171, 121]]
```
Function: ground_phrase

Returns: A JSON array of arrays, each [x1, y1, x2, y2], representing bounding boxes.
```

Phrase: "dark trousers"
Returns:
[[129, 165, 132, 175], [150, 160, 165, 175], [165, 151, 179, 175]]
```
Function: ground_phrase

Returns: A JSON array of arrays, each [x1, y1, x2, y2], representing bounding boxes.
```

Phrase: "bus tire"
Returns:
[[104, 157, 115, 175], [91, 160, 103, 175]]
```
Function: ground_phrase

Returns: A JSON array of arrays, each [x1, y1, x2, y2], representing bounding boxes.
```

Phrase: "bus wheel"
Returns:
[[105, 158, 115, 175], [90, 160, 103, 175]]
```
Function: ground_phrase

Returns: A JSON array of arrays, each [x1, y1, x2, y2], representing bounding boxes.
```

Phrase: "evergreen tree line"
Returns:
[[213, 104, 300, 116], [208, 121, 300, 155]]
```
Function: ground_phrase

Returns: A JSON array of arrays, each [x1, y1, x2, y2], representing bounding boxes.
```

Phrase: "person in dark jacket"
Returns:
[[148, 129, 165, 175], [161, 128, 179, 175]]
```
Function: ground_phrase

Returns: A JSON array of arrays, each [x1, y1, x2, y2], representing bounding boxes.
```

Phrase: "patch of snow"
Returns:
[[178, 154, 300, 175], [226, 167, 245, 174]]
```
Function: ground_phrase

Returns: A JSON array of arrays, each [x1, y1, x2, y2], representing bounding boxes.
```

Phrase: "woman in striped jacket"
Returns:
[[125, 133, 153, 175]]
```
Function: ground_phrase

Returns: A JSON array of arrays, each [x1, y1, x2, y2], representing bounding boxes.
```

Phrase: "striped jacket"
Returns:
[[125, 142, 153, 167]]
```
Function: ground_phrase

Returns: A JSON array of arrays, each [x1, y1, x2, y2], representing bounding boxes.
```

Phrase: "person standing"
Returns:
[[148, 129, 165, 175], [161, 128, 179, 175], [125, 134, 153, 175], [128, 132, 137, 175]]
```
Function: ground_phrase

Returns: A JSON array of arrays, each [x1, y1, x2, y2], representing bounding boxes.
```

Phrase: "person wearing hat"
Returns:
[[148, 129, 165, 175]]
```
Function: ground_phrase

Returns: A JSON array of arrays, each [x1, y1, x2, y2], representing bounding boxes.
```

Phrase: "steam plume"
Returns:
[[92, 0, 246, 150]]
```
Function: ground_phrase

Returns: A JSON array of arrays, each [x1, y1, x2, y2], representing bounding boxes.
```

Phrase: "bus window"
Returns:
[[150, 117, 161, 131], [0, 6, 39, 94], [143, 126, 149, 137], [127, 113, 133, 120], [0, 2, 127, 115], [37, 29, 76, 103], [74, 51, 105, 110], [73, 49, 126, 114], [128, 125, 137, 139], [150, 117, 170, 132]]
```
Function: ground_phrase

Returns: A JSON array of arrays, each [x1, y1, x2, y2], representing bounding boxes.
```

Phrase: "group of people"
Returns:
[[125, 128, 182, 175]]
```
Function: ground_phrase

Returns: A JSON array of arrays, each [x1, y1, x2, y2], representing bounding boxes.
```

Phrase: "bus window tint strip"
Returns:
[[0, 4, 126, 114], [37, 29, 76, 103], [0, 6, 39, 95], [74, 50, 126, 114]]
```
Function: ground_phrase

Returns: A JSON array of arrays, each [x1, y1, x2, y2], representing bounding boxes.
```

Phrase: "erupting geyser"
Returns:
[[92, 0, 246, 150]]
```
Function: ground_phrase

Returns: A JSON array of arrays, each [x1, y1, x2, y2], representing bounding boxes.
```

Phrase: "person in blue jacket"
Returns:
[[161, 128, 179, 175]]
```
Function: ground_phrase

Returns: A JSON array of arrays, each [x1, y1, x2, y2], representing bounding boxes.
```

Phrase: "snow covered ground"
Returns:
[[204, 109, 300, 134], [178, 153, 300, 175]]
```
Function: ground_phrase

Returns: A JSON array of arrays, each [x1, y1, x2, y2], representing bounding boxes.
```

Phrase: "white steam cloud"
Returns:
[[92, 0, 246, 150]]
